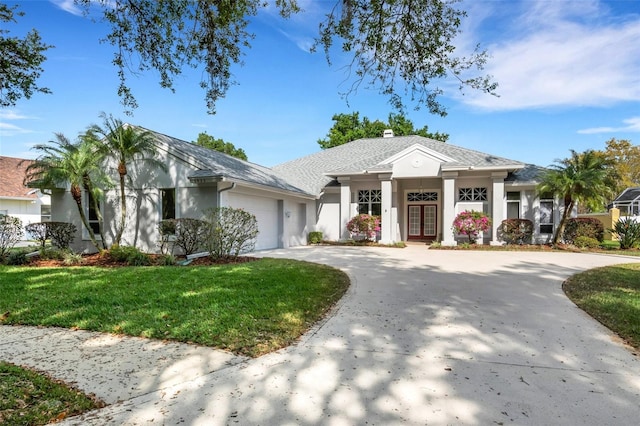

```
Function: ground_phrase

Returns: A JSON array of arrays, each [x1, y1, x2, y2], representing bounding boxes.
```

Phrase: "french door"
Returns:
[[408, 205, 437, 240]]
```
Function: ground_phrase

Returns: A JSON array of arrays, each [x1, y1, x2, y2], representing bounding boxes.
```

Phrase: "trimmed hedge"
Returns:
[[563, 218, 604, 244], [498, 219, 533, 245]]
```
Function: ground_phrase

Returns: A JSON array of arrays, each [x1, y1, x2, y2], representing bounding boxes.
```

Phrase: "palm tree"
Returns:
[[23, 134, 111, 251], [537, 149, 613, 244], [89, 113, 166, 246]]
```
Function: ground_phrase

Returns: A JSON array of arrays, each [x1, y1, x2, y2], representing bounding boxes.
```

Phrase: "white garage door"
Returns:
[[228, 193, 279, 250]]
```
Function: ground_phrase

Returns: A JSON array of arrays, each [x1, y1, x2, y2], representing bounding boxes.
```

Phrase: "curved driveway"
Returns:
[[2, 246, 640, 425]]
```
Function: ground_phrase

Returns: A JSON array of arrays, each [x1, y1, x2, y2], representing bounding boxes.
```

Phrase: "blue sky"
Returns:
[[1, 0, 639, 168]]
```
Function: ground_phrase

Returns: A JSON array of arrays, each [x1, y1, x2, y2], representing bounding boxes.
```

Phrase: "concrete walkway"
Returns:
[[2, 246, 640, 425]]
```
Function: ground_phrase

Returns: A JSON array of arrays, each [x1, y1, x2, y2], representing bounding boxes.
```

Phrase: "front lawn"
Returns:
[[563, 263, 640, 350], [0, 258, 350, 357]]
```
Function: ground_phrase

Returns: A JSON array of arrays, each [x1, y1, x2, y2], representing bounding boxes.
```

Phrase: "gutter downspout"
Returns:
[[216, 182, 236, 208]]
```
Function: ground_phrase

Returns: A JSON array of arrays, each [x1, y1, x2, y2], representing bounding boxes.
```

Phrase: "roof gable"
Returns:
[[273, 135, 525, 195], [134, 126, 312, 197]]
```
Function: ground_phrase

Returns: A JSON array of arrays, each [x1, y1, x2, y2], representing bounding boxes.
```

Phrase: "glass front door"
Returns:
[[408, 205, 437, 240]]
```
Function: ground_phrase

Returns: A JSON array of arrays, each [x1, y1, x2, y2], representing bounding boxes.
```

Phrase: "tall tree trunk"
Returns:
[[553, 200, 574, 245], [115, 162, 127, 246], [70, 184, 101, 251]]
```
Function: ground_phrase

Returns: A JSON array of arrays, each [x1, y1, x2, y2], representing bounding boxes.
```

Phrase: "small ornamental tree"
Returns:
[[204, 207, 259, 259], [346, 214, 381, 242], [452, 210, 491, 244], [0, 214, 23, 258], [25, 222, 49, 248]]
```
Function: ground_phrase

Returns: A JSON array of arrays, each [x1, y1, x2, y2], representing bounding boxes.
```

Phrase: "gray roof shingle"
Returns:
[[273, 135, 525, 195], [137, 126, 313, 197]]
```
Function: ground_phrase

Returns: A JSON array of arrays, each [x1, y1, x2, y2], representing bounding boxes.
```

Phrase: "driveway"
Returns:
[[2, 246, 640, 425]]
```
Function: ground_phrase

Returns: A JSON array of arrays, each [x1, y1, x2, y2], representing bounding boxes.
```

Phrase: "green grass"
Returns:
[[0, 361, 103, 425], [563, 263, 640, 349], [0, 258, 349, 357]]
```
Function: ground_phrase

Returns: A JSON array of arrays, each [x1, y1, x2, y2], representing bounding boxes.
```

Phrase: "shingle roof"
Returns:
[[136, 126, 313, 197], [505, 164, 547, 184], [273, 135, 525, 195], [0, 156, 36, 199]]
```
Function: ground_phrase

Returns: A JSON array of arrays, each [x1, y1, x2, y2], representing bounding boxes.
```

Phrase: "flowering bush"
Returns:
[[347, 214, 381, 241], [452, 210, 491, 243]]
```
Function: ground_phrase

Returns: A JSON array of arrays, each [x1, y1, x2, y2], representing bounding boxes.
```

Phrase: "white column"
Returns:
[[491, 172, 508, 245], [339, 177, 351, 240], [380, 176, 393, 243], [441, 171, 458, 246]]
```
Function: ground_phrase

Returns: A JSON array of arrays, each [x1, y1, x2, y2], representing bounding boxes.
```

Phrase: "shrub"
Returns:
[[0, 214, 23, 258], [48, 222, 76, 249], [563, 218, 604, 244], [452, 210, 491, 244], [203, 207, 259, 259], [174, 218, 208, 255], [611, 217, 640, 249], [62, 251, 84, 265], [24, 221, 77, 250], [499, 219, 533, 245], [346, 214, 380, 241], [574, 236, 600, 249], [109, 245, 151, 265], [308, 231, 323, 245], [5, 251, 27, 265], [25, 222, 48, 248], [158, 254, 177, 266], [39, 248, 65, 260]]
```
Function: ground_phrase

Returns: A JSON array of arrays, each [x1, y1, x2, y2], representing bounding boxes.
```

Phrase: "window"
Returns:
[[506, 192, 520, 219], [539, 199, 554, 234], [41, 205, 51, 222], [358, 189, 381, 216], [85, 191, 102, 236], [161, 188, 176, 220], [407, 192, 438, 202], [459, 187, 487, 201]]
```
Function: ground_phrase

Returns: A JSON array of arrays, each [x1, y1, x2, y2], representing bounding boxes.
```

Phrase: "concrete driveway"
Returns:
[[2, 246, 640, 425]]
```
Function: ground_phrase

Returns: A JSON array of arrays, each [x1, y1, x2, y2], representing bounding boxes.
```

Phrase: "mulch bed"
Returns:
[[25, 253, 259, 268]]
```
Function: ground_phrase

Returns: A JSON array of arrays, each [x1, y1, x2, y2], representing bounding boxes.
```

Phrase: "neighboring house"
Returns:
[[0, 156, 51, 238], [609, 187, 640, 217], [50, 126, 563, 253]]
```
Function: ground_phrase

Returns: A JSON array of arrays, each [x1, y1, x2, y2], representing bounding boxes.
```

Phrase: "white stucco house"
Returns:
[[0, 156, 51, 239], [49, 126, 562, 253]]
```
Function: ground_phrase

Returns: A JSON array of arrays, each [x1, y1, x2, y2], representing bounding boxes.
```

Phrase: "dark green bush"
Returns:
[[48, 222, 76, 249], [563, 218, 604, 244], [39, 247, 65, 260], [25, 222, 77, 250], [611, 218, 640, 249], [308, 231, 323, 244], [574, 236, 600, 249], [498, 219, 533, 245], [109, 245, 150, 265], [6, 251, 27, 265]]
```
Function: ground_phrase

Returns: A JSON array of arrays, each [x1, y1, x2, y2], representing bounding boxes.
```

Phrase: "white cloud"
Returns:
[[0, 110, 31, 121], [0, 122, 34, 137], [50, 0, 83, 16], [578, 117, 640, 134], [458, 0, 640, 111]]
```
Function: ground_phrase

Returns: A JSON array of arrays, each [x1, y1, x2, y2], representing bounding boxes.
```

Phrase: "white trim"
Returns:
[[380, 144, 457, 165]]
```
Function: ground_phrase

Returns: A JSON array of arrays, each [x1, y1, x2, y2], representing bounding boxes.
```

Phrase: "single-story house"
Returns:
[[49, 126, 562, 253], [0, 156, 51, 238]]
